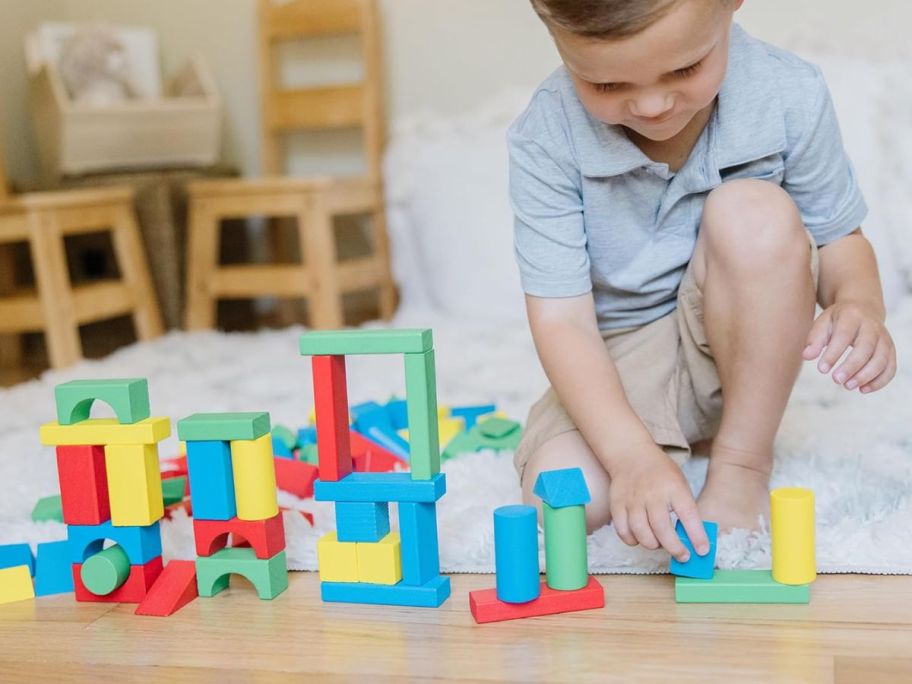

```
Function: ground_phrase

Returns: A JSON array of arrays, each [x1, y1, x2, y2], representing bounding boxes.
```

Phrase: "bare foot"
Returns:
[[697, 461, 771, 532]]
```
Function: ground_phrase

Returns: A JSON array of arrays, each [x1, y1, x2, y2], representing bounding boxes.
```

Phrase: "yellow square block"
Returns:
[[0, 566, 35, 605], [357, 532, 402, 585], [39, 417, 171, 446], [105, 443, 165, 526], [318, 532, 359, 582], [231, 434, 279, 521]]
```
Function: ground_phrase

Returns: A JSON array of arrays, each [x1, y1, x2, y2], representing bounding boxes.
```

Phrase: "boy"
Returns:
[[510, 0, 896, 563]]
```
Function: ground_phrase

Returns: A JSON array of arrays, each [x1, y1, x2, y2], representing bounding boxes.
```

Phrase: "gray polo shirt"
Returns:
[[508, 23, 867, 330]]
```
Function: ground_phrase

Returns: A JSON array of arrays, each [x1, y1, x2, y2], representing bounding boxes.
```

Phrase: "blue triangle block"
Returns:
[[532, 468, 591, 508]]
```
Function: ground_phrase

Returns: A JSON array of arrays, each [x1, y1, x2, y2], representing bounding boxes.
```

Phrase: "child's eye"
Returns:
[[674, 61, 703, 78], [593, 81, 623, 93]]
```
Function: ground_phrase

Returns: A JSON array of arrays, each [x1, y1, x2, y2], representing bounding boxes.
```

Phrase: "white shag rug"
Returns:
[[1, 303, 911, 575]]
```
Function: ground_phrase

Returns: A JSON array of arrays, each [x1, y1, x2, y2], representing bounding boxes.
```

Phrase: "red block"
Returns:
[[135, 560, 199, 617], [350, 431, 407, 473], [72, 556, 164, 604], [469, 576, 605, 624], [56, 445, 110, 525], [164, 500, 193, 520], [280, 508, 314, 526], [160, 455, 188, 478], [274, 457, 319, 498], [193, 512, 286, 559], [312, 355, 352, 482]]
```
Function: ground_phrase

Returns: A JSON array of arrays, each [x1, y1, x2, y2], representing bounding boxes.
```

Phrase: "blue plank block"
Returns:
[[670, 520, 718, 580], [272, 437, 294, 459], [321, 575, 450, 607], [493, 505, 540, 603], [297, 426, 317, 447], [186, 440, 236, 520], [351, 401, 384, 422], [353, 404, 411, 461], [0, 543, 35, 576], [399, 502, 441, 586], [34, 541, 74, 596], [314, 473, 446, 503], [384, 398, 408, 430], [335, 502, 391, 542], [67, 520, 162, 565], [533, 468, 592, 508], [450, 404, 497, 430]]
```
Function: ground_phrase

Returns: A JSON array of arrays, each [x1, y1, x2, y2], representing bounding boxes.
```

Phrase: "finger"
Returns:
[[628, 507, 660, 551], [832, 327, 879, 386], [819, 317, 859, 373], [671, 491, 710, 556], [647, 501, 689, 562], [612, 505, 636, 547], [844, 337, 891, 390], [860, 356, 897, 394], [804, 311, 832, 360]]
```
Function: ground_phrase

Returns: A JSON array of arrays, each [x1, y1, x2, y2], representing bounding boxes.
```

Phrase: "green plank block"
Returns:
[[162, 476, 187, 506], [543, 502, 588, 590], [299, 329, 433, 356], [177, 412, 271, 442], [55, 378, 150, 426], [675, 570, 810, 603], [31, 495, 63, 523], [196, 548, 288, 600], [404, 350, 440, 480]]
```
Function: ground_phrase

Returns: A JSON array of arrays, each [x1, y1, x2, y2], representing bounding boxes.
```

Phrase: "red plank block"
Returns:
[[469, 576, 604, 624], [56, 445, 110, 525], [135, 560, 198, 617], [350, 431, 407, 473], [274, 457, 319, 498], [72, 556, 164, 604], [193, 512, 286, 559], [312, 355, 352, 482]]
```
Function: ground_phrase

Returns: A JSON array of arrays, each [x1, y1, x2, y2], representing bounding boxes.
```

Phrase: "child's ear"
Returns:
[[733, 0, 746, 11]]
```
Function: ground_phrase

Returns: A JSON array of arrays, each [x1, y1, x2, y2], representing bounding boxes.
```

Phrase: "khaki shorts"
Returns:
[[514, 231, 820, 482]]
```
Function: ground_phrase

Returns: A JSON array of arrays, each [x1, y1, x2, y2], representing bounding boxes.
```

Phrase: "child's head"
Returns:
[[531, 0, 743, 142]]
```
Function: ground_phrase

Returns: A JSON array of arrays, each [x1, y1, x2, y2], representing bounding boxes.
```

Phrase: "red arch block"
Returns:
[[193, 513, 286, 559]]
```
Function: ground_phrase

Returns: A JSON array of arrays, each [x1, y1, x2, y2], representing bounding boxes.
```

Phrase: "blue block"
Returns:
[[34, 541, 74, 596], [385, 398, 408, 430], [353, 405, 411, 460], [315, 473, 446, 503], [321, 575, 450, 607], [450, 404, 497, 430], [186, 440, 236, 520], [670, 520, 718, 579], [272, 437, 293, 459], [399, 502, 440, 586], [493, 505, 540, 603], [297, 426, 317, 446], [350, 401, 383, 422], [0, 543, 35, 576], [335, 502, 391, 542], [67, 520, 162, 565], [533, 468, 592, 508]]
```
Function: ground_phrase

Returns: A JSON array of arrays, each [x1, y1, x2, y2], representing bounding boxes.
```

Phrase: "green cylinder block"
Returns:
[[542, 503, 588, 590], [81, 544, 131, 596]]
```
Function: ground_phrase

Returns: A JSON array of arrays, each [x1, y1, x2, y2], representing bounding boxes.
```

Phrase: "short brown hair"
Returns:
[[530, 0, 684, 39]]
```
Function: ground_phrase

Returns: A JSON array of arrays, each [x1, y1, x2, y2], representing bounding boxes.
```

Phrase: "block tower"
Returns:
[[301, 329, 450, 608], [177, 412, 289, 600], [39, 379, 169, 603], [469, 467, 605, 623]]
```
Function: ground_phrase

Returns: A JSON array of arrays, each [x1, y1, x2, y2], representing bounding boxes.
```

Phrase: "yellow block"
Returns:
[[401, 416, 465, 450], [231, 434, 278, 521], [771, 487, 816, 585], [0, 566, 35, 605], [357, 532, 402, 585], [40, 417, 171, 446], [437, 406, 451, 419], [105, 444, 165, 526], [317, 532, 359, 582]]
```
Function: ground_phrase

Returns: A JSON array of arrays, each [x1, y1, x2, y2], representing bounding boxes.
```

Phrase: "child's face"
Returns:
[[552, 0, 743, 142]]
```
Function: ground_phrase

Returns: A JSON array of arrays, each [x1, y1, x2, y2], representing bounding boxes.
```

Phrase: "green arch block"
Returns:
[[56, 379, 150, 426], [196, 548, 288, 600]]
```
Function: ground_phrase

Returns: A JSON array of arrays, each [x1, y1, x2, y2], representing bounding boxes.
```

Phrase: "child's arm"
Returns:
[[527, 292, 710, 561], [803, 228, 896, 393]]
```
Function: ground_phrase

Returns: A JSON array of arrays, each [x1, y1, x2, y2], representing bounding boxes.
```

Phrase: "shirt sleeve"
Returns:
[[782, 68, 868, 246], [508, 97, 592, 298]]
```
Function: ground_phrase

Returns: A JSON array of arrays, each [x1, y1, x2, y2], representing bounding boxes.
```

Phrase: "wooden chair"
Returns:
[[184, 0, 396, 331], [0, 153, 164, 370]]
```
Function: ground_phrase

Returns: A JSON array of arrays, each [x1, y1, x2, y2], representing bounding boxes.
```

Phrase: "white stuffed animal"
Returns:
[[58, 26, 137, 106]]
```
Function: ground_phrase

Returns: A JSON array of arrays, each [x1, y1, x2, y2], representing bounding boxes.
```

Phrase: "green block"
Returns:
[[471, 422, 523, 452], [299, 329, 433, 356], [162, 476, 187, 506], [543, 502, 588, 591], [675, 570, 811, 603], [477, 417, 521, 440], [55, 378, 150, 426], [31, 495, 63, 523], [298, 444, 319, 464], [271, 425, 297, 450], [404, 350, 440, 480], [440, 431, 481, 462], [196, 548, 288, 600], [81, 545, 130, 596], [177, 412, 271, 442]]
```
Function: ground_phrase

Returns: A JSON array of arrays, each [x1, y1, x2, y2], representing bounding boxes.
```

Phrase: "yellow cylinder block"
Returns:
[[231, 434, 278, 521], [771, 487, 816, 585]]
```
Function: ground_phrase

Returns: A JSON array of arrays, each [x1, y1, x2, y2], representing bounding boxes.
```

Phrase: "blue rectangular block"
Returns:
[[34, 541, 74, 596], [186, 440, 236, 520], [0, 543, 35, 576], [297, 426, 317, 446], [272, 436, 294, 459], [67, 520, 162, 566], [385, 399, 408, 430], [314, 473, 446, 503], [670, 520, 718, 580], [335, 501, 390, 542], [321, 575, 450, 607], [399, 502, 440, 586]]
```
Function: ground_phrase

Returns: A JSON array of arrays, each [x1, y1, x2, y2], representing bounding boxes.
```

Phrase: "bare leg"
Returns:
[[691, 180, 817, 531]]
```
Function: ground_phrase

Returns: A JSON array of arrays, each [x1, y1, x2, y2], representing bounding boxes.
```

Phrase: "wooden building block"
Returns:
[[469, 576, 604, 624], [315, 472, 446, 503], [55, 445, 110, 525], [336, 501, 390, 542], [404, 350, 440, 480], [177, 412, 271, 442], [68, 520, 162, 566], [312, 355, 353, 482], [542, 503, 588, 591], [398, 502, 441, 587], [321, 575, 450, 608], [274, 457, 319, 499], [493, 505, 540, 604], [34, 541, 74, 596], [300, 329, 433, 356], [357, 532, 402, 585], [31, 494, 64, 523], [135, 560, 199, 617], [194, 513, 286, 559], [349, 431, 407, 473], [40, 417, 171, 446], [317, 532, 359, 583], [162, 476, 187, 507], [670, 520, 718, 580], [0, 566, 35, 606], [72, 556, 163, 603], [675, 570, 810, 603], [104, 443, 165, 527], [0, 544, 35, 576], [450, 404, 497, 430], [196, 548, 288, 600], [533, 468, 591, 509], [771, 487, 816, 585], [80, 545, 131, 596], [186, 440, 236, 521], [231, 434, 279, 521], [55, 378, 150, 426]]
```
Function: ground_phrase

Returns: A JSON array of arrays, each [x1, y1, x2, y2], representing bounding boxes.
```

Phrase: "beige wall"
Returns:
[[1, 0, 908, 183]]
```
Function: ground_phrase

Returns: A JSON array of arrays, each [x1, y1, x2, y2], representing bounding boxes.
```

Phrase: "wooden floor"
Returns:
[[0, 573, 910, 683]]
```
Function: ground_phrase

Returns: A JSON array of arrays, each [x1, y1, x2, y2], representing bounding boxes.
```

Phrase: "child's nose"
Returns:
[[630, 94, 674, 120]]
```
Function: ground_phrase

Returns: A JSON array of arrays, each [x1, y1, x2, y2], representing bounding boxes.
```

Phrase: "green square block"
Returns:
[[55, 378, 150, 426], [196, 548, 288, 600], [299, 329, 433, 357], [404, 350, 440, 480], [478, 417, 521, 440], [162, 477, 187, 506], [32, 494, 63, 523], [177, 412, 271, 442], [675, 569, 810, 603]]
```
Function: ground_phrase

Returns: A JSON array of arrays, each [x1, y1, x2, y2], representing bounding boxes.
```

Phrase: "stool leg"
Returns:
[[110, 203, 164, 340], [184, 199, 220, 330], [0, 243, 24, 368], [300, 193, 343, 330], [371, 204, 397, 320]]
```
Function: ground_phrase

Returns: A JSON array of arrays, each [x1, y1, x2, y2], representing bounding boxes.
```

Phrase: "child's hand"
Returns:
[[803, 300, 896, 394], [606, 444, 708, 562]]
